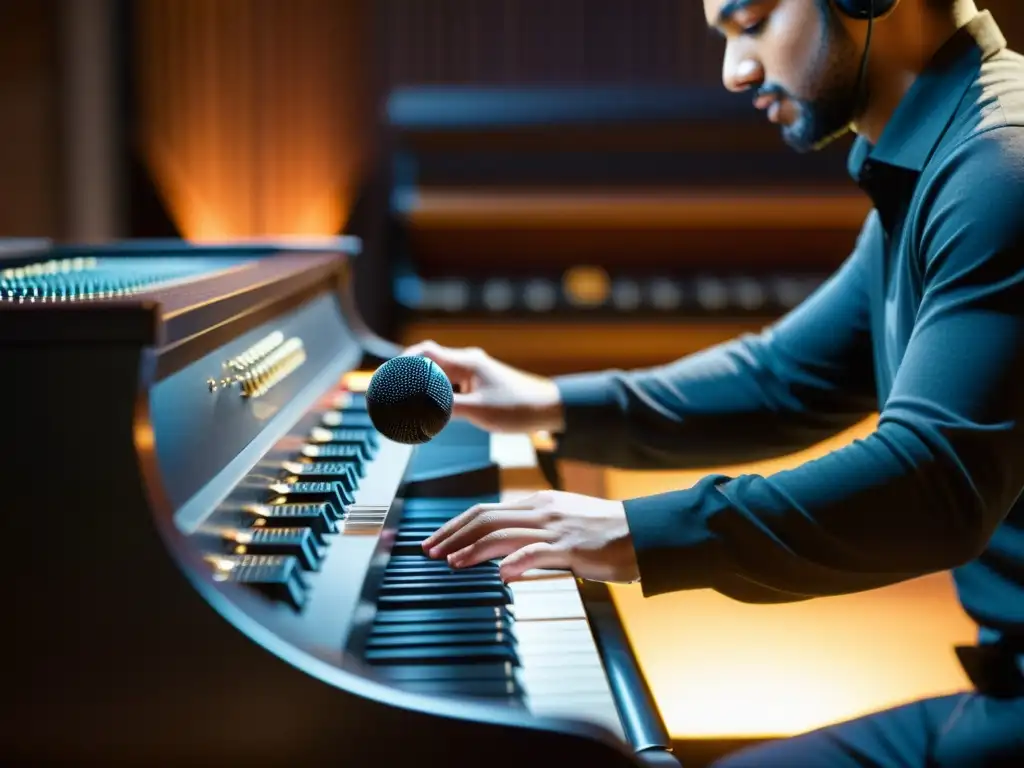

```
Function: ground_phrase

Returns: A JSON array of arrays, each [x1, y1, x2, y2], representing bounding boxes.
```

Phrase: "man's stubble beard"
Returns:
[[780, 2, 864, 153]]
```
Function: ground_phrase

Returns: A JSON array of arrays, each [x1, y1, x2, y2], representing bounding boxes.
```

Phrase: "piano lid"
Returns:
[[0, 238, 359, 347]]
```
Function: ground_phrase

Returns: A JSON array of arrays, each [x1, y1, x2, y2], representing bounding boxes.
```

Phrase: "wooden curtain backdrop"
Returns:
[[134, 0, 373, 240], [376, 0, 1024, 88], [377, 0, 724, 87]]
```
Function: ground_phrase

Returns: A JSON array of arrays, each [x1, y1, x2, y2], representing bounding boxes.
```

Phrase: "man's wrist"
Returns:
[[532, 378, 566, 433]]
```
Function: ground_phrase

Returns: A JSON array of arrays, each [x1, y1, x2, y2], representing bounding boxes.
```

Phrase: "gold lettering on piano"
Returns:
[[215, 331, 307, 399]]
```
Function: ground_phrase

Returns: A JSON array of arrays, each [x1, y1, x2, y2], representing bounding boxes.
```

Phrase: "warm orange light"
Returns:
[[134, 0, 369, 239], [341, 370, 373, 392], [604, 418, 975, 739]]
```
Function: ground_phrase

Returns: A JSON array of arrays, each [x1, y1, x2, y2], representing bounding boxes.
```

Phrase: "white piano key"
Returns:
[[489, 433, 537, 468], [517, 568, 576, 581], [519, 673, 612, 695], [516, 649, 604, 667], [508, 588, 587, 621], [512, 618, 593, 636], [507, 577, 580, 594]]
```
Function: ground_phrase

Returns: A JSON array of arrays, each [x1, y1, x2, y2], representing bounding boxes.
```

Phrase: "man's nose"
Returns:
[[723, 54, 763, 93]]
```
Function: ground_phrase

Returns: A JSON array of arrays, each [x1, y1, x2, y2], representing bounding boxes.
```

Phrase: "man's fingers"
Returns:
[[448, 529, 558, 569], [421, 501, 534, 554], [420, 502, 494, 552], [427, 509, 545, 558], [498, 542, 568, 582], [451, 391, 486, 412], [401, 341, 485, 384], [451, 391, 489, 421]]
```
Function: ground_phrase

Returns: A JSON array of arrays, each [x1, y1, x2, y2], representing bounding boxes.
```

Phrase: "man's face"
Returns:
[[705, 0, 863, 152]]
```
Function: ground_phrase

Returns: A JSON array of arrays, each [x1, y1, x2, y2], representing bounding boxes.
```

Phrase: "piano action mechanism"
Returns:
[[0, 238, 679, 766]]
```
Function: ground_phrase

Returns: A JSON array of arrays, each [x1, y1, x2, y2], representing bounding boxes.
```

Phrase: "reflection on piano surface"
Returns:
[[0, 238, 679, 766]]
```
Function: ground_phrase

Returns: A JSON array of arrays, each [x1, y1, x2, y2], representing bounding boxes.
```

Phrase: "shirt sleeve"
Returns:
[[623, 126, 1024, 602], [551, 215, 880, 470]]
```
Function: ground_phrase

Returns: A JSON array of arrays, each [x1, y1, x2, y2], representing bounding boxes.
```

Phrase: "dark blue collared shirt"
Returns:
[[553, 11, 1024, 642]]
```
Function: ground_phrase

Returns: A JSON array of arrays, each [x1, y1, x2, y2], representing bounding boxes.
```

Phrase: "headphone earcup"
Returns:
[[832, 0, 899, 20]]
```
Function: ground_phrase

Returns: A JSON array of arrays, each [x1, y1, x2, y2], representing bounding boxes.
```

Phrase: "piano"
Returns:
[[0, 238, 679, 766]]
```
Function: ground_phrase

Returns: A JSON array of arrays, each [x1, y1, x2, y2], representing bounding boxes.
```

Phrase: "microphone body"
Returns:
[[364, 356, 454, 444]]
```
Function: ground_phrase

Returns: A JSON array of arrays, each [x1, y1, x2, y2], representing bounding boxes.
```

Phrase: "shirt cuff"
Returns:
[[555, 370, 620, 412], [621, 476, 729, 597], [551, 371, 621, 460]]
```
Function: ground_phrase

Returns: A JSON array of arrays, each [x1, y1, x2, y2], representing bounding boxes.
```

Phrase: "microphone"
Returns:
[[364, 355, 454, 444]]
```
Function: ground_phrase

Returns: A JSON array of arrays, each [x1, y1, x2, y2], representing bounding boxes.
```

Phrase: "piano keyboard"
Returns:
[[327, 392, 627, 738], [365, 500, 625, 738]]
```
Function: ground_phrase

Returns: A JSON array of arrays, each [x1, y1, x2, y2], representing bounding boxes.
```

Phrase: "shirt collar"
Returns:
[[848, 10, 1007, 182]]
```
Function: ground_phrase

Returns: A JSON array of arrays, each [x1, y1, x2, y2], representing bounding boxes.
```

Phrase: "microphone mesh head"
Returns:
[[364, 356, 453, 444]]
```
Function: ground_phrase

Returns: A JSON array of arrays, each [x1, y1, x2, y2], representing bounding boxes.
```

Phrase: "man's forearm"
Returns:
[[548, 240, 880, 472], [551, 334, 874, 470]]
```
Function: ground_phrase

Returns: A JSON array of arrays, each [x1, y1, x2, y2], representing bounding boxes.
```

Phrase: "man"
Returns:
[[405, 0, 1024, 764]]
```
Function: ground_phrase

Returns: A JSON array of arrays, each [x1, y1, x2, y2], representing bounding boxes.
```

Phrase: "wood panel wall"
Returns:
[[377, 0, 722, 87], [377, 0, 1024, 88], [0, 0, 63, 238]]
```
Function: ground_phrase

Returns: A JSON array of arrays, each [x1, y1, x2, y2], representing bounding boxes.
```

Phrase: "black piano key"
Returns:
[[370, 661, 516, 683], [366, 631, 515, 650], [396, 527, 452, 538], [310, 428, 376, 459], [364, 644, 518, 666], [329, 391, 367, 411], [369, 619, 514, 636], [238, 527, 322, 570], [215, 554, 308, 611], [394, 533, 436, 545], [268, 481, 351, 515], [382, 573, 502, 586], [402, 496, 498, 512], [376, 590, 510, 611], [390, 542, 441, 556], [319, 427, 374, 443], [400, 504, 469, 516], [221, 504, 335, 542], [386, 555, 496, 564], [390, 544, 462, 558], [281, 462, 358, 491], [385, 565, 499, 577], [317, 419, 376, 449], [396, 678, 524, 700], [384, 557, 498, 569], [322, 409, 373, 428], [378, 580, 509, 597], [396, 525, 441, 535], [372, 606, 511, 624], [300, 444, 366, 476], [398, 518, 465, 529], [398, 515, 462, 527], [382, 573, 503, 586], [400, 518, 455, 527]]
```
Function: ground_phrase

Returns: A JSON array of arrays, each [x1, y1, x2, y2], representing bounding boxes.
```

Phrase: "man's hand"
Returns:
[[421, 490, 640, 584], [400, 340, 565, 434]]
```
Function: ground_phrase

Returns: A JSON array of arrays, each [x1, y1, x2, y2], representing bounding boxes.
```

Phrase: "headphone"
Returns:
[[832, 0, 898, 20], [802, 0, 894, 149]]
